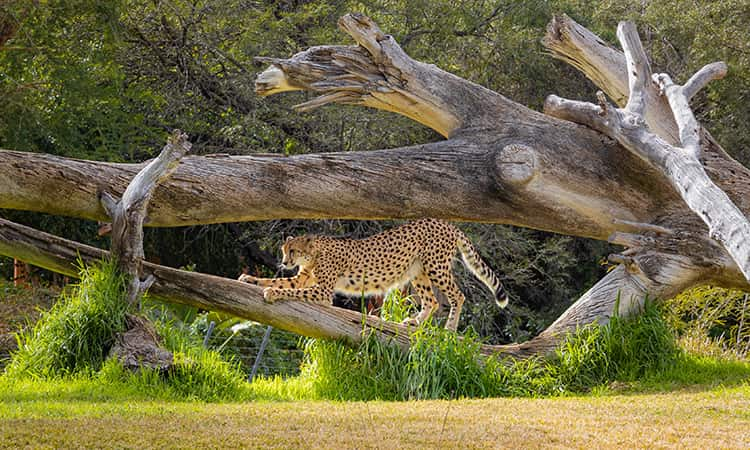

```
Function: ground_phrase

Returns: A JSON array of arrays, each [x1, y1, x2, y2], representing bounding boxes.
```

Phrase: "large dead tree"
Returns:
[[1, 14, 749, 357]]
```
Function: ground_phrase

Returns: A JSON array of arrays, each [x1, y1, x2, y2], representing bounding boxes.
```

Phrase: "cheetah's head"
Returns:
[[280, 236, 315, 270]]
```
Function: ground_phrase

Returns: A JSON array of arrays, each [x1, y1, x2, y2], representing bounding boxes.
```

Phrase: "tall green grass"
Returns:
[[552, 301, 680, 391], [2, 258, 250, 401], [4, 259, 129, 378], [298, 301, 685, 400]]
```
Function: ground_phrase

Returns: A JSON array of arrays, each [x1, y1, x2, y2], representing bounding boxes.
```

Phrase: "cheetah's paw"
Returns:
[[263, 287, 282, 303], [238, 274, 259, 284]]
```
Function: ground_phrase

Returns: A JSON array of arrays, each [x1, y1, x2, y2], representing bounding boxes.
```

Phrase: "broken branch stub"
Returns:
[[100, 130, 191, 304], [253, 18, 462, 137], [254, 12, 530, 137]]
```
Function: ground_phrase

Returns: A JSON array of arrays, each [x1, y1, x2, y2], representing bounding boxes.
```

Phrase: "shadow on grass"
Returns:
[[2, 353, 748, 409], [599, 354, 750, 395]]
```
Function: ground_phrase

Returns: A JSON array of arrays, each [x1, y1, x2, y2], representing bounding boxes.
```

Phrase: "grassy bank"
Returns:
[[1, 260, 749, 448]]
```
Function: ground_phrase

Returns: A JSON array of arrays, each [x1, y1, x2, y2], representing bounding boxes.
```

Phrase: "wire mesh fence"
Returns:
[[201, 323, 306, 379], [0, 353, 9, 372]]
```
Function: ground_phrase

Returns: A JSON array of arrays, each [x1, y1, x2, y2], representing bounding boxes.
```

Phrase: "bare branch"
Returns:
[[652, 73, 701, 157], [254, 13, 529, 137], [617, 21, 650, 116], [103, 130, 191, 305], [544, 14, 680, 143], [543, 94, 612, 133], [120, 130, 191, 216], [683, 61, 728, 100]]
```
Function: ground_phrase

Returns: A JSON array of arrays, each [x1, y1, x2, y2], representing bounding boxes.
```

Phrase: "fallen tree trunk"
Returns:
[[1, 14, 749, 356], [1, 217, 549, 356]]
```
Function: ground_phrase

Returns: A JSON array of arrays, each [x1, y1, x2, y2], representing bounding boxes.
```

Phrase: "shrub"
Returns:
[[664, 286, 750, 358]]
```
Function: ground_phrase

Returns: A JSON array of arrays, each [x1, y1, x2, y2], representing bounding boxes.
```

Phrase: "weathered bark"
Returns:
[[1, 14, 749, 356], [101, 130, 190, 304], [109, 314, 173, 372], [101, 131, 189, 370]]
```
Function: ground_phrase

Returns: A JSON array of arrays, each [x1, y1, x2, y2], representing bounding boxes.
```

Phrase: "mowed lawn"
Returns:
[[2, 386, 749, 449]]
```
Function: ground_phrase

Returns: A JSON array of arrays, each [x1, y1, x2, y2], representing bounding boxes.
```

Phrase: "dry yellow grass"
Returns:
[[2, 387, 749, 449]]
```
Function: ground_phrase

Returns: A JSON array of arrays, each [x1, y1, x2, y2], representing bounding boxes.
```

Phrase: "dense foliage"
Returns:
[[1, 0, 749, 343]]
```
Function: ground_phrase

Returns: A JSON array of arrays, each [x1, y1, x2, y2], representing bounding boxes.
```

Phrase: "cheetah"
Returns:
[[238, 219, 509, 331]]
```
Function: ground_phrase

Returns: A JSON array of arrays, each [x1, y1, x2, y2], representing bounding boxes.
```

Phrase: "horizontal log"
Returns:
[[0, 217, 547, 357], [0, 125, 675, 242]]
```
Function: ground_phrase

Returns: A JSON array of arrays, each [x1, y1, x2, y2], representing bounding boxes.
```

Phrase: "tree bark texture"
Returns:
[[1, 14, 749, 355], [545, 21, 750, 282], [100, 130, 190, 305]]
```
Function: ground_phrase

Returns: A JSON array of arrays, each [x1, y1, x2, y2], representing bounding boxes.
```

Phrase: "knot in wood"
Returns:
[[496, 144, 538, 185]]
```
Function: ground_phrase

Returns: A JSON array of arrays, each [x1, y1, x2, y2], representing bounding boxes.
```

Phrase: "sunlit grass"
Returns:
[[1, 380, 749, 448]]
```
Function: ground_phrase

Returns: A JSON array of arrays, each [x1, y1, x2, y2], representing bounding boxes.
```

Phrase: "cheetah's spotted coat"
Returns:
[[238, 219, 508, 331]]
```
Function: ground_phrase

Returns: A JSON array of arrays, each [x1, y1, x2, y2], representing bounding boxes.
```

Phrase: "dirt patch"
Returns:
[[0, 283, 58, 364]]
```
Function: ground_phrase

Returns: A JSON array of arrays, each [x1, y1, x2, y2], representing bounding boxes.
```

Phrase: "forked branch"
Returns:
[[100, 130, 191, 304], [544, 21, 750, 283]]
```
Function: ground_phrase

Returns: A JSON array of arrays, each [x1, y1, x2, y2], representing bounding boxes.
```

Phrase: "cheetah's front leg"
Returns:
[[238, 270, 313, 289], [263, 286, 333, 304]]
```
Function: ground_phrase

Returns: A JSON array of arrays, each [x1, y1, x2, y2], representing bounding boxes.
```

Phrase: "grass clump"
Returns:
[[2, 258, 250, 401], [97, 318, 250, 401], [4, 259, 128, 378], [553, 300, 680, 391], [299, 300, 685, 400], [301, 325, 503, 400]]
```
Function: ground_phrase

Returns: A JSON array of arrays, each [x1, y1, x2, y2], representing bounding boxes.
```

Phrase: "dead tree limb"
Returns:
[[100, 130, 191, 305], [544, 21, 750, 282]]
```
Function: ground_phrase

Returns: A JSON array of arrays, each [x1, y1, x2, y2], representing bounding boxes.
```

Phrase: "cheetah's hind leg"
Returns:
[[401, 274, 439, 327]]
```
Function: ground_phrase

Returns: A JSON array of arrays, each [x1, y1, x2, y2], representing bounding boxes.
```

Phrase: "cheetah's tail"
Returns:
[[456, 234, 509, 308]]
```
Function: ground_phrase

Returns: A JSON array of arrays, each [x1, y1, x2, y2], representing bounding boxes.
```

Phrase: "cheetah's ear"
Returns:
[[286, 236, 294, 242]]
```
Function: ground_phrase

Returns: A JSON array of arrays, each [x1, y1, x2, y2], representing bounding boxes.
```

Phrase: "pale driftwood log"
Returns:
[[1, 14, 750, 356], [544, 21, 750, 282]]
